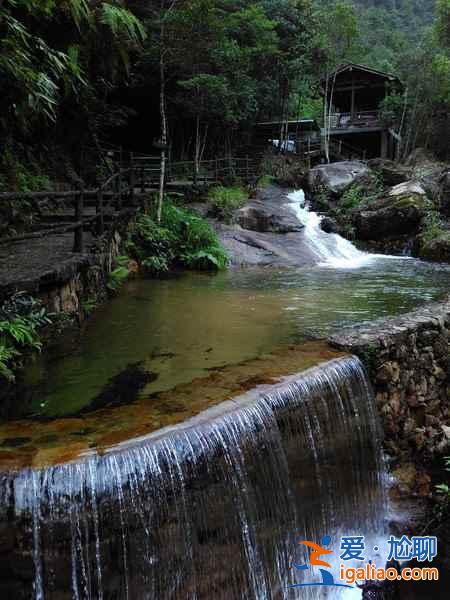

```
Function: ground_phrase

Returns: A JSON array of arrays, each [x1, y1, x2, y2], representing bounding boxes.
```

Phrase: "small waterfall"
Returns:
[[0, 357, 387, 599], [288, 190, 394, 269]]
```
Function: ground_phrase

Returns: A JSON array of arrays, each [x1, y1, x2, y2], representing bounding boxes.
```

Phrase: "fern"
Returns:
[[0, 345, 19, 382], [100, 3, 146, 43]]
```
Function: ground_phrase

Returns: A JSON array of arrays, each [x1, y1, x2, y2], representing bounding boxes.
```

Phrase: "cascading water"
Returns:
[[288, 190, 396, 268], [0, 356, 388, 599]]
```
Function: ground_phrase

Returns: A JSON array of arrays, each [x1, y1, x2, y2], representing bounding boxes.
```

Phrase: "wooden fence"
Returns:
[[0, 155, 261, 253]]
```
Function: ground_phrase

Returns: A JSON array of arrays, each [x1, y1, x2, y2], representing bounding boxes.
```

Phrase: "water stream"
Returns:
[[1, 357, 388, 599], [1, 189, 449, 598], [287, 190, 399, 269]]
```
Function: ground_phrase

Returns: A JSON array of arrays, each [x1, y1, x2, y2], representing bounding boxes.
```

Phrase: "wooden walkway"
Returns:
[[0, 155, 261, 258]]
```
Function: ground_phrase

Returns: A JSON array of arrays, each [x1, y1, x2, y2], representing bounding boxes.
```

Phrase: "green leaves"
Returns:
[[0, 293, 52, 381], [128, 200, 229, 275], [100, 3, 147, 43]]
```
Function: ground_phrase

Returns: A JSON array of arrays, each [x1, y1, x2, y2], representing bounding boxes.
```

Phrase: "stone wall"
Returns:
[[38, 229, 123, 318], [330, 299, 450, 462]]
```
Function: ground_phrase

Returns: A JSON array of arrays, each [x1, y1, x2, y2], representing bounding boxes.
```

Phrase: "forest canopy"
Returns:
[[0, 0, 449, 188]]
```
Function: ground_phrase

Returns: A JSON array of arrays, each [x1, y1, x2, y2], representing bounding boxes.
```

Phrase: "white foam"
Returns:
[[287, 190, 406, 269]]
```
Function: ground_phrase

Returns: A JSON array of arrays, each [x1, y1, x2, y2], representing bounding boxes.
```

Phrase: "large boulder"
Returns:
[[353, 181, 428, 241], [368, 158, 412, 187], [417, 231, 450, 262], [235, 186, 304, 234], [307, 161, 371, 196], [235, 202, 303, 233]]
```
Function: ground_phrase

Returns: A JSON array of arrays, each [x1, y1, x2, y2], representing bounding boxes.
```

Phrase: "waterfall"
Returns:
[[288, 190, 395, 269], [0, 357, 387, 599]]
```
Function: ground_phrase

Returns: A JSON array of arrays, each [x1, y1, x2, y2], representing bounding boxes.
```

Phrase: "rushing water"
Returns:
[[1, 189, 448, 599], [287, 190, 397, 268], [0, 357, 388, 599]]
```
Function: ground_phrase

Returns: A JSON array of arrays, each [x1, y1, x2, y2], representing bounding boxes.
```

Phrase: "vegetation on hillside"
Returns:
[[1, 0, 448, 190]]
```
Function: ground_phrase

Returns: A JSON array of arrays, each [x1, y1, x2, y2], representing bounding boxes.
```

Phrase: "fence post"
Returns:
[[246, 155, 249, 181], [130, 153, 135, 204], [73, 190, 84, 252], [141, 165, 145, 193], [96, 188, 104, 236], [215, 158, 218, 182], [117, 170, 122, 211]]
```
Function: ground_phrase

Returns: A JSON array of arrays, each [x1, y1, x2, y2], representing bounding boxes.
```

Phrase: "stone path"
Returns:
[[0, 233, 94, 299]]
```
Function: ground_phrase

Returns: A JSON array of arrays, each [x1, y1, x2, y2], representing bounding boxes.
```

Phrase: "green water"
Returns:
[[20, 258, 450, 417]]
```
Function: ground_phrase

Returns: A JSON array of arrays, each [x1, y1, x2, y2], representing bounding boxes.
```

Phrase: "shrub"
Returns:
[[127, 200, 229, 274], [340, 184, 365, 210], [207, 185, 248, 221], [0, 292, 52, 382], [107, 256, 131, 292]]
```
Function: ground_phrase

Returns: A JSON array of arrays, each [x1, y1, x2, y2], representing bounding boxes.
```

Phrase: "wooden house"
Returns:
[[321, 63, 403, 160]]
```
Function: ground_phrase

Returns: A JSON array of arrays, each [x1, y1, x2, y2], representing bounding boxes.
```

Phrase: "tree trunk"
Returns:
[[157, 10, 167, 224], [194, 113, 200, 185]]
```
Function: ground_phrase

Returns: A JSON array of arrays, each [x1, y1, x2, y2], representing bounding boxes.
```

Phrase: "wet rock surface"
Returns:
[[235, 191, 304, 234], [211, 185, 319, 267]]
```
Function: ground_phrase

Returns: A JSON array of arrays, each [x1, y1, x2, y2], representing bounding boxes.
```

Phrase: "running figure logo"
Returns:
[[290, 535, 353, 589]]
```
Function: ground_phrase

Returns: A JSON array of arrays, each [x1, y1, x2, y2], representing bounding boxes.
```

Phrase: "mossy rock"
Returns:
[[417, 232, 450, 262], [353, 192, 428, 241]]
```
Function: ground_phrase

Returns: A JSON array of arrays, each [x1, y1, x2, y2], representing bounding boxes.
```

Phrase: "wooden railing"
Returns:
[[330, 110, 381, 130], [0, 154, 261, 253]]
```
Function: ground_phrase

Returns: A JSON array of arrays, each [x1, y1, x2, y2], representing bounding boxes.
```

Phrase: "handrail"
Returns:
[[0, 155, 262, 252]]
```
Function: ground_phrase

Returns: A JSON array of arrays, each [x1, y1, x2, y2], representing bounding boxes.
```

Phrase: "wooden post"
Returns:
[[73, 190, 84, 252], [246, 155, 249, 181], [215, 158, 218, 182], [96, 188, 104, 235], [141, 165, 145, 193], [117, 170, 122, 211], [130, 154, 135, 204]]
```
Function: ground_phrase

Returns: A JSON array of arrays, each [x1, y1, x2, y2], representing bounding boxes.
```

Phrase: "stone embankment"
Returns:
[[0, 226, 126, 319], [330, 299, 450, 464]]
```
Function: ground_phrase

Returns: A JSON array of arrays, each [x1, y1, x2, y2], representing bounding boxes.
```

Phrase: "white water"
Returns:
[[288, 190, 401, 269]]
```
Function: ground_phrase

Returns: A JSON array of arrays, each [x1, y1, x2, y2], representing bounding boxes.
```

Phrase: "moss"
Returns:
[[418, 232, 450, 262], [392, 194, 428, 211]]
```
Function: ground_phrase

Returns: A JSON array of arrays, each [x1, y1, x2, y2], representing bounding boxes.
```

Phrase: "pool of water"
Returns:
[[12, 257, 450, 420]]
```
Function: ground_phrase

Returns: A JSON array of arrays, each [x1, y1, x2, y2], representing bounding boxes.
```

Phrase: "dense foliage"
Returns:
[[0, 293, 51, 381], [0, 0, 449, 186], [127, 200, 229, 273]]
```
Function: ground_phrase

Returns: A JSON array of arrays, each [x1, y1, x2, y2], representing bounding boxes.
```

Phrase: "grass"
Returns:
[[207, 185, 248, 222]]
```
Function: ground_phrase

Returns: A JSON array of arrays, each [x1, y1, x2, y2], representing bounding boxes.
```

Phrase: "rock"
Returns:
[[442, 424, 450, 440], [319, 216, 341, 234], [437, 170, 450, 217], [417, 231, 450, 262], [353, 181, 428, 241], [307, 160, 371, 196], [235, 201, 303, 234], [368, 158, 412, 186]]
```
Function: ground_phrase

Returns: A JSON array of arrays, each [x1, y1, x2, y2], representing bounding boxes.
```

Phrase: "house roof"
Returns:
[[321, 63, 402, 88]]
